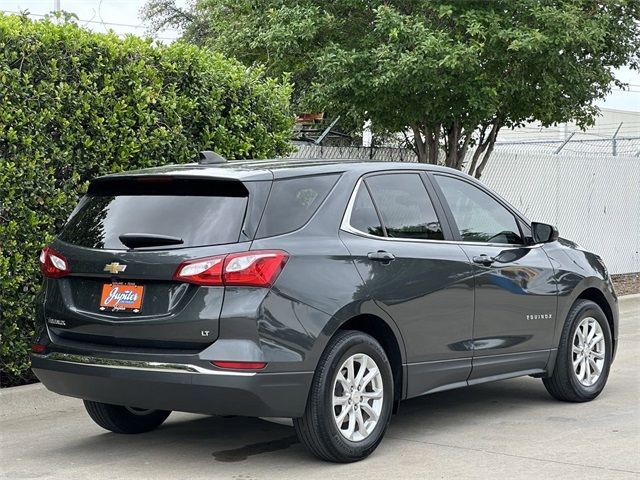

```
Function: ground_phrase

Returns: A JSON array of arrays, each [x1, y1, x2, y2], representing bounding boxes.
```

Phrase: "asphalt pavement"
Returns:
[[1, 295, 638, 480]]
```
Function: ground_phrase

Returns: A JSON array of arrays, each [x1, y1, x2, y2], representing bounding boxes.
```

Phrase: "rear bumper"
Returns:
[[31, 353, 313, 418]]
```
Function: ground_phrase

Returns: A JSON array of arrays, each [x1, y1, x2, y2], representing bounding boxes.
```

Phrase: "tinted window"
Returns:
[[60, 179, 248, 249], [256, 174, 340, 238], [365, 173, 444, 240], [349, 184, 384, 236], [435, 175, 522, 244]]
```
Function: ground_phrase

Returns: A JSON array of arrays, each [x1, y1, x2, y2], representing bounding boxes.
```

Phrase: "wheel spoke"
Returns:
[[361, 388, 383, 400], [588, 357, 601, 376], [584, 357, 592, 384], [589, 334, 603, 349], [355, 408, 367, 437], [586, 322, 597, 343], [572, 345, 582, 355], [336, 371, 350, 390], [354, 356, 367, 387], [361, 367, 379, 388], [346, 356, 355, 384], [591, 350, 605, 359], [333, 395, 349, 407], [573, 354, 583, 369], [360, 402, 379, 422], [577, 358, 586, 381], [344, 410, 356, 438], [336, 405, 350, 425]]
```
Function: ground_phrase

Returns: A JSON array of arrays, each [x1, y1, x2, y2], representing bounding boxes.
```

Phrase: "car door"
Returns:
[[339, 171, 476, 397], [429, 173, 557, 382]]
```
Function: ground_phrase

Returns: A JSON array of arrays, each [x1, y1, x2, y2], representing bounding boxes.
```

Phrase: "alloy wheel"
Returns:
[[572, 317, 606, 387], [332, 353, 384, 442]]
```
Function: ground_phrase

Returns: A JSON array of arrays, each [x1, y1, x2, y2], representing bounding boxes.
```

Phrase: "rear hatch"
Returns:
[[44, 175, 263, 351]]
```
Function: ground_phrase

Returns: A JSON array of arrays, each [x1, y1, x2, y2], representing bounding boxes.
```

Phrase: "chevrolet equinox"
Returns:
[[32, 155, 618, 462]]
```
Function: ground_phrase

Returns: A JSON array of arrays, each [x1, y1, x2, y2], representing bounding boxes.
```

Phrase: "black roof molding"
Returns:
[[198, 151, 227, 164]]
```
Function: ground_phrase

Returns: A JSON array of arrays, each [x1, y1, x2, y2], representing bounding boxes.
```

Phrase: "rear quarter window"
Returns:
[[256, 174, 340, 238]]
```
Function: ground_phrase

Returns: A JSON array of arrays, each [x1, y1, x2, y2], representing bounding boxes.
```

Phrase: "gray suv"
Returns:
[[32, 157, 618, 462]]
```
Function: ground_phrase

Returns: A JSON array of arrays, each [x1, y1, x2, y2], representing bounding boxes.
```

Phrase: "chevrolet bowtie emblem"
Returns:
[[104, 262, 127, 274]]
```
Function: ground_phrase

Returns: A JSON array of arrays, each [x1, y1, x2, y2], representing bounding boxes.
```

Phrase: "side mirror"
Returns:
[[531, 222, 559, 244]]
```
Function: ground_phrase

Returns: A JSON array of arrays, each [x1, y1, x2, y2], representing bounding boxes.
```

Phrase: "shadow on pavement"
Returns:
[[49, 377, 554, 465]]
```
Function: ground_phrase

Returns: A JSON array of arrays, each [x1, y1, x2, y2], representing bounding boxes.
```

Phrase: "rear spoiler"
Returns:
[[88, 176, 249, 197]]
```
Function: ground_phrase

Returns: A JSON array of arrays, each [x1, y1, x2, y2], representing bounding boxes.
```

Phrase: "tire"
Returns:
[[83, 400, 171, 434], [294, 330, 394, 463], [543, 299, 612, 402]]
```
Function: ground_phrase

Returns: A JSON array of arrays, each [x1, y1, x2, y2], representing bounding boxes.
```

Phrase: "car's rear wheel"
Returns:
[[543, 299, 612, 402], [83, 400, 171, 434], [294, 330, 393, 462]]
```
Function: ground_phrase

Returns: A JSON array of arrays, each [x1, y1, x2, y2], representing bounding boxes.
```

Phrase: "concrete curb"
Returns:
[[619, 293, 639, 316], [619, 292, 640, 304], [1, 294, 638, 420]]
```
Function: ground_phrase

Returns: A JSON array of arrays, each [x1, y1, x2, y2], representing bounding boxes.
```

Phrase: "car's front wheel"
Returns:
[[294, 330, 394, 462], [83, 400, 171, 434], [543, 299, 612, 402]]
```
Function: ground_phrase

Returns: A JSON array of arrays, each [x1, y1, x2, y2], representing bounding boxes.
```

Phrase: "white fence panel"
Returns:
[[478, 152, 640, 275]]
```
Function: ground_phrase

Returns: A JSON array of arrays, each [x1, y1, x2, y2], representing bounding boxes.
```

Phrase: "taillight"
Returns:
[[173, 255, 225, 285], [223, 250, 288, 287], [173, 250, 288, 287], [39, 246, 70, 278], [211, 361, 267, 370]]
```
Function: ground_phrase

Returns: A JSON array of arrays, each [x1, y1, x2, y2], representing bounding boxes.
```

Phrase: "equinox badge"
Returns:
[[104, 262, 126, 274]]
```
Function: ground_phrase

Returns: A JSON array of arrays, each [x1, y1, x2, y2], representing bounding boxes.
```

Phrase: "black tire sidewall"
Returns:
[[318, 332, 394, 459], [564, 303, 612, 398]]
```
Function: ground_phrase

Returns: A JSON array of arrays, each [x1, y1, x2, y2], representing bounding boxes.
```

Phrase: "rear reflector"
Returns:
[[39, 246, 70, 278], [31, 344, 46, 354], [174, 250, 288, 287], [211, 361, 267, 370]]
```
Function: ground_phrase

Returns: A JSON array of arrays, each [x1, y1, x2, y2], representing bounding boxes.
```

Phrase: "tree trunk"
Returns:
[[468, 120, 501, 179], [473, 122, 501, 180], [411, 125, 428, 163], [412, 124, 440, 164], [412, 121, 500, 174]]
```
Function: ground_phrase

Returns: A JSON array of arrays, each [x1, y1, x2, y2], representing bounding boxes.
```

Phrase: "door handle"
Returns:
[[472, 254, 495, 266], [367, 250, 395, 262]]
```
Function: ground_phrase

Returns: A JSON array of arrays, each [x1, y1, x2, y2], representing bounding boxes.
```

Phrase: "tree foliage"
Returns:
[[144, 0, 640, 175], [0, 14, 293, 386]]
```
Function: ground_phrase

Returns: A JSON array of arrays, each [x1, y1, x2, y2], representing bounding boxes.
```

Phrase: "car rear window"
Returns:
[[256, 174, 340, 238], [59, 178, 248, 250]]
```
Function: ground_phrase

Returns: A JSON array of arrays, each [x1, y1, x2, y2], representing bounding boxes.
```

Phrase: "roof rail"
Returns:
[[198, 151, 227, 164]]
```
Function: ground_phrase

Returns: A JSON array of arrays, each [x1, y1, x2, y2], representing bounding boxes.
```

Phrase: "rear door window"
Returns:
[[364, 173, 445, 240], [256, 174, 340, 238], [59, 178, 248, 250]]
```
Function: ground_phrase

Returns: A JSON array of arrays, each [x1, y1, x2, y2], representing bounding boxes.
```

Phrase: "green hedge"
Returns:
[[0, 14, 293, 386]]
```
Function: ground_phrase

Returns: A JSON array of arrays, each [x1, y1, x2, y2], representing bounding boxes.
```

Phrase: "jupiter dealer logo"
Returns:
[[103, 288, 139, 308], [99, 283, 144, 312]]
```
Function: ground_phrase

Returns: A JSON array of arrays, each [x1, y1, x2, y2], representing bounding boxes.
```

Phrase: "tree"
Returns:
[[144, 0, 640, 177]]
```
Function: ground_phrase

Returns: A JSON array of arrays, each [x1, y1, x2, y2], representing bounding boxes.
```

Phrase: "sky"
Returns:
[[1, 0, 639, 113]]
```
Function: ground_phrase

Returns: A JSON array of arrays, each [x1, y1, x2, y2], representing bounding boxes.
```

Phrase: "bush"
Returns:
[[0, 14, 293, 386]]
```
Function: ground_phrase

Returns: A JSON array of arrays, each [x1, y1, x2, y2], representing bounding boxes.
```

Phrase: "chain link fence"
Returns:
[[291, 143, 418, 162], [291, 133, 640, 162]]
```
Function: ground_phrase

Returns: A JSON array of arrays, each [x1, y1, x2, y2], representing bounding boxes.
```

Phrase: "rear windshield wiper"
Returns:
[[118, 233, 184, 249]]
